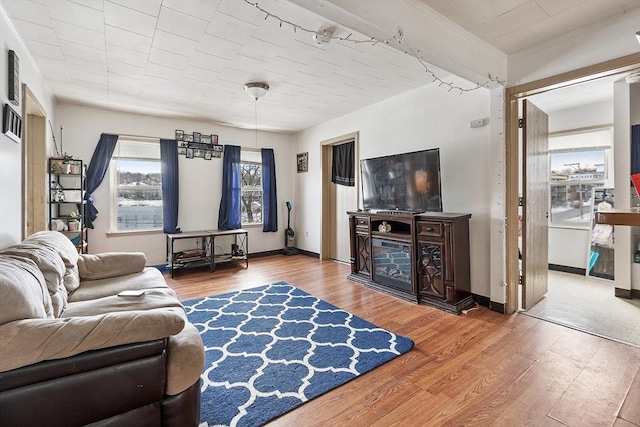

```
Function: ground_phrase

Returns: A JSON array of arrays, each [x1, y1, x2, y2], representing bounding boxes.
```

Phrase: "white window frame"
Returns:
[[548, 126, 613, 230], [240, 150, 263, 226], [110, 138, 163, 233]]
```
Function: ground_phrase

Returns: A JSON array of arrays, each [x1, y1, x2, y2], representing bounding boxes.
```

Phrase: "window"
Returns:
[[111, 138, 163, 232], [549, 128, 612, 228], [241, 150, 262, 225]]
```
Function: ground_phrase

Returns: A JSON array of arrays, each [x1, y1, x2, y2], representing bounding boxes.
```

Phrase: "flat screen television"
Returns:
[[360, 148, 442, 213]]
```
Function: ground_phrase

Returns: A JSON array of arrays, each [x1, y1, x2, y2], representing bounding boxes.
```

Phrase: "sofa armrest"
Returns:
[[78, 252, 147, 280], [0, 307, 185, 373]]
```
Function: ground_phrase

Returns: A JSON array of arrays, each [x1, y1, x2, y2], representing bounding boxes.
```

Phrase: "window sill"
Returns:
[[106, 229, 164, 237], [241, 223, 263, 228], [548, 225, 590, 231]]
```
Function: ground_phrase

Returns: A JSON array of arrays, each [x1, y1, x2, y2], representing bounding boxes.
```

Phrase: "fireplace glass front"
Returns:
[[372, 238, 413, 292]]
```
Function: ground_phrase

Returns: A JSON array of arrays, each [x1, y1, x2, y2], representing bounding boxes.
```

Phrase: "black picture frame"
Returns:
[[186, 148, 194, 159], [194, 149, 204, 158], [8, 50, 19, 106], [175, 129, 184, 141], [177, 146, 186, 155], [297, 152, 308, 173], [212, 134, 219, 144], [213, 151, 222, 158], [193, 132, 201, 143], [212, 144, 223, 152], [204, 150, 212, 160], [202, 134, 212, 144], [184, 134, 193, 143], [3, 103, 22, 143]]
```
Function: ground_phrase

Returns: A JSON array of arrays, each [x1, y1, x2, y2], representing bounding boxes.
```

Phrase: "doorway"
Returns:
[[22, 84, 48, 239], [505, 53, 640, 315], [320, 132, 359, 262]]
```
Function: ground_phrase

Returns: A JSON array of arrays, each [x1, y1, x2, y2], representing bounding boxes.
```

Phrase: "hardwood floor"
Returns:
[[165, 255, 640, 427]]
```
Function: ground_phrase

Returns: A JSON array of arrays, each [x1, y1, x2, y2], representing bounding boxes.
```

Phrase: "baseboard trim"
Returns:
[[248, 250, 283, 259], [472, 293, 490, 308], [298, 249, 320, 259], [489, 301, 506, 314], [615, 288, 640, 299], [548, 264, 586, 276]]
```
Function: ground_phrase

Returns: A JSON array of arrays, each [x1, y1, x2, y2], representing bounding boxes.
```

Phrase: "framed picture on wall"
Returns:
[[193, 132, 201, 143], [175, 129, 184, 141], [297, 152, 308, 173], [212, 144, 223, 152], [186, 148, 194, 159], [204, 150, 212, 160]]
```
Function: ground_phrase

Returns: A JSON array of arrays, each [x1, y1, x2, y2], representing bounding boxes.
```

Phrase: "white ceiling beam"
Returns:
[[290, 0, 507, 88]]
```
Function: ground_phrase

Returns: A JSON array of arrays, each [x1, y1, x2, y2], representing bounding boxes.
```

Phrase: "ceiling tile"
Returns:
[[48, 0, 104, 31], [52, 20, 105, 49], [107, 0, 161, 17], [105, 25, 152, 53], [68, 0, 104, 12], [205, 11, 258, 45], [152, 30, 199, 56], [66, 55, 107, 74], [9, 19, 58, 44], [157, 6, 209, 40], [488, 1, 549, 35], [187, 51, 230, 72], [104, 0, 157, 37], [2, 0, 52, 27], [145, 62, 184, 80], [535, 0, 583, 15], [107, 60, 146, 79], [26, 40, 64, 60], [162, 0, 220, 22], [148, 48, 188, 71], [196, 33, 243, 60], [59, 40, 106, 64], [106, 44, 149, 68]]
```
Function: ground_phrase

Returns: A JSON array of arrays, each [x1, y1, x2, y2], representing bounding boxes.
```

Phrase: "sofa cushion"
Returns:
[[24, 230, 79, 269], [0, 255, 54, 324], [0, 308, 186, 374], [0, 254, 53, 324], [78, 252, 147, 281], [165, 323, 205, 396], [68, 268, 169, 303], [64, 288, 182, 318], [24, 231, 81, 293], [0, 242, 68, 317]]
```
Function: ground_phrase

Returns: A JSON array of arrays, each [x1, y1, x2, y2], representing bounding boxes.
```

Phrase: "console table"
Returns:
[[347, 211, 474, 314], [166, 229, 248, 278]]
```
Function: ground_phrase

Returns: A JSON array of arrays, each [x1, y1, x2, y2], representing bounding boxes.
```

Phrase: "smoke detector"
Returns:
[[312, 32, 331, 46]]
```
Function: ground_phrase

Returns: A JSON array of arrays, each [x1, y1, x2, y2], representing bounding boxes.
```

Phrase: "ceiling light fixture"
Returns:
[[244, 82, 270, 147], [244, 82, 269, 101]]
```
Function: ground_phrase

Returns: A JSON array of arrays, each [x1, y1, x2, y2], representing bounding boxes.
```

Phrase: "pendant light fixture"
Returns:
[[244, 82, 270, 147]]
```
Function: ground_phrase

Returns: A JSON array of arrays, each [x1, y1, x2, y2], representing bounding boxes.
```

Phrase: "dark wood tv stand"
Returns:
[[347, 211, 475, 314]]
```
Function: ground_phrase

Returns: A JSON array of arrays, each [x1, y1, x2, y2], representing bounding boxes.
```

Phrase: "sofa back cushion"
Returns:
[[0, 242, 68, 317], [24, 231, 80, 293], [0, 255, 53, 324]]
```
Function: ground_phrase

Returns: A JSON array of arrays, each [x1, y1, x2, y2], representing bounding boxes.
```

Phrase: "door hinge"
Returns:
[[518, 118, 524, 128], [518, 275, 523, 285], [518, 197, 524, 206]]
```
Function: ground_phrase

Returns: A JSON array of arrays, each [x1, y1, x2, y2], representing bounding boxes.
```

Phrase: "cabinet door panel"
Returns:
[[356, 233, 371, 276], [418, 241, 445, 299]]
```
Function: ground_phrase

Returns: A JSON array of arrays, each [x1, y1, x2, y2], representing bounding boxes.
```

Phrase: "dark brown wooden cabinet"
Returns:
[[348, 211, 474, 314]]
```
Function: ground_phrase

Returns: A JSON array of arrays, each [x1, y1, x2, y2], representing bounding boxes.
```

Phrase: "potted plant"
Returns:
[[62, 153, 74, 174]]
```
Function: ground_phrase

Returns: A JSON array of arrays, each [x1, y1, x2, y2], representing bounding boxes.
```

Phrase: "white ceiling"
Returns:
[[1, 0, 637, 133]]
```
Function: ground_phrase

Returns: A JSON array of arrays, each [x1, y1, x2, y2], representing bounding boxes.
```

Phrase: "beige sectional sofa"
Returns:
[[0, 231, 205, 426]]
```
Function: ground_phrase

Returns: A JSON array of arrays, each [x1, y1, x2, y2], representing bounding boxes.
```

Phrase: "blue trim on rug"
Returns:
[[183, 282, 414, 427]]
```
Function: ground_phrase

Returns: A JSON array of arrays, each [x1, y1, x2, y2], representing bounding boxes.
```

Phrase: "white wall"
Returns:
[[0, 6, 54, 247], [56, 104, 295, 265], [507, 11, 640, 86], [294, 79, 493, 297], [543, 101, 614, 269]]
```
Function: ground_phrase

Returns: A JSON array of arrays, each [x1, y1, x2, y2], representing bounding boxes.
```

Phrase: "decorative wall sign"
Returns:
[[297, 152, 308, 173], [3, 103, 22, 143], [8, 50, 19, 106], [175, 129, 221, 160]]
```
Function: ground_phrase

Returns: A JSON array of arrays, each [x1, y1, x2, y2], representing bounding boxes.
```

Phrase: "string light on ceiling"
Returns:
[[242, 0, 504, 94]]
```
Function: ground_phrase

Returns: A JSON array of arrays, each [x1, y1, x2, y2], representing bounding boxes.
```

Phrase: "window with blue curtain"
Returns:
[[218, 145, 242, 230]]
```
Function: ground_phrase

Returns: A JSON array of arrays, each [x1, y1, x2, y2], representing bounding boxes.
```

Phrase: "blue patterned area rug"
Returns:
[[183, 282, 414, 427]]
